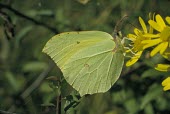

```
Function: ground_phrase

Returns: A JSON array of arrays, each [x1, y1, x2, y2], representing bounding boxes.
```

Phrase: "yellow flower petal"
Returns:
[[150, 43, 164, 56], [126, 50, 131, 53], [126, 51, 142, 67], [126, 58, 138, 67], [143, 33, 160, 38], [134, 28, 140, 36], [165, 17, 170, 25], [155, 64, 170, 72], [149, 25, 153, 34], [163, 84, 170, 91], [162, 77, 170, 91], [128, 34, 136, 41], [162, 47, 170, 61], [149, 20, 162, 32], [139, 17, 147, 33], [149, 13, 155, 33], [142, 39, 161, 49], [160, 42, 168, 54], [162, 77, 170, 86], [156, 14, 166, 30]]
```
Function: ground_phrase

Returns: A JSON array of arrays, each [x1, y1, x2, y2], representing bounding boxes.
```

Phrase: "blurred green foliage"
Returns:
[[0, 0, 170, 114]]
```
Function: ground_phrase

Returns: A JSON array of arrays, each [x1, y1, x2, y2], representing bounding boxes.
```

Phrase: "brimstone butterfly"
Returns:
[[42, 31, 124, 96]]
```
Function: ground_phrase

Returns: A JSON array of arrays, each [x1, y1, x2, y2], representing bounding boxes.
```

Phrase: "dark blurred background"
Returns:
[[1, 0, 170, 114]]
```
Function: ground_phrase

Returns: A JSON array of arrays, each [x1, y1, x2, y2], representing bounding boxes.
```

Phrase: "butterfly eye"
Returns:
[[113, 31, 122, 39], [117, 31, 122, 37]]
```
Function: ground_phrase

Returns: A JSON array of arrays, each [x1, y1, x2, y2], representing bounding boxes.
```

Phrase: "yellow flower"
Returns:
[[142, 14, 170, 57], [162, 77, 170, 91], [126, 17, 153, 66]]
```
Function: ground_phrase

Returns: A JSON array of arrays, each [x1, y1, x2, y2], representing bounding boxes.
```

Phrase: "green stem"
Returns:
[[56, 95, 61, 114]]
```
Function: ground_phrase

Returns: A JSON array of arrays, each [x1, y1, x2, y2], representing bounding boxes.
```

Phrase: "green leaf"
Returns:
[[140, 83, 163, 109], [143, 103, 154, 114], [124, 98, 139, 114], [141, 69, 168, 78], [22, 61, 48, 72], [42, 31, 124, 96], [15, 26, 33, 46], [5, 71, 20, 92]]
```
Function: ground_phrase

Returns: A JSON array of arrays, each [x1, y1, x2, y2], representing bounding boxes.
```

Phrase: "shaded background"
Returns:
[[1, 0, 170, 114]]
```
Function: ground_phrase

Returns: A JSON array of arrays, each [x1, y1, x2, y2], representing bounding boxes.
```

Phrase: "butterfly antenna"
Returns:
[[114, 15, 128, 34], [126, 20, 138, 29]]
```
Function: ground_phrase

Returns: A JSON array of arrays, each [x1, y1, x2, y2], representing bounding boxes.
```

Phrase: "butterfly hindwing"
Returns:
[[43, 31, 124, 96]]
